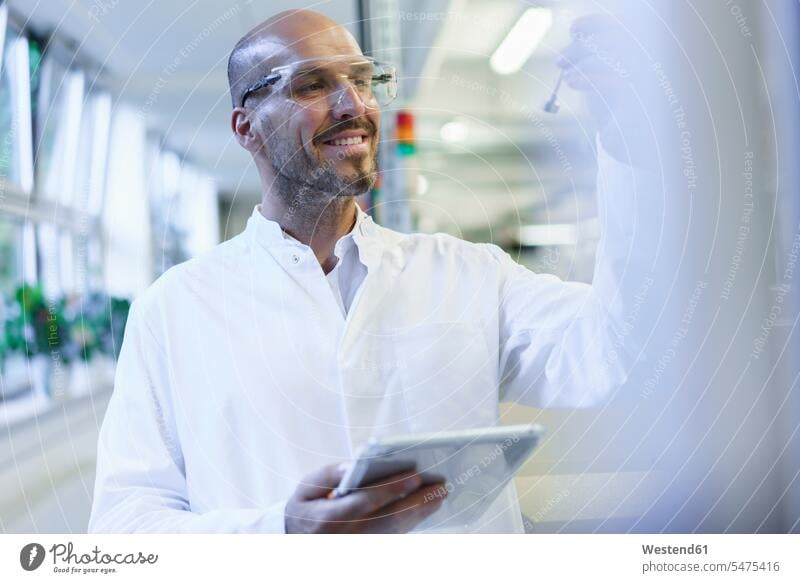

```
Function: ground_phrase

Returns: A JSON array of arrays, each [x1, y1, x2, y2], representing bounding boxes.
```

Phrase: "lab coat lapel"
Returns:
[[343, 225, 404, 342], [338, 222, 408, 448]]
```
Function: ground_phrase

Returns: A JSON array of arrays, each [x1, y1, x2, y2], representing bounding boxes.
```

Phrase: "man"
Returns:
[[89, 9, 647, 533]]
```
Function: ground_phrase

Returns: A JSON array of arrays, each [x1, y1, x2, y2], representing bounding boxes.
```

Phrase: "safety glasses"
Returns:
[[240, 55, 397, 109]]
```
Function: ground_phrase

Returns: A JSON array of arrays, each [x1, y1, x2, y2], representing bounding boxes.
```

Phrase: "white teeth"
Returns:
[[331, 136, 364, 146]]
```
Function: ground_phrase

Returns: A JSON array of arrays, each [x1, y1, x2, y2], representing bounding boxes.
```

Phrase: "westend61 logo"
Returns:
[[19, 541, 158, 575]]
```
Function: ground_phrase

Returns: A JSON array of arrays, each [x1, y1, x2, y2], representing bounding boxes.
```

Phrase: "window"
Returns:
[[0, 28, 33, 193], [36, 222, 60, 299], [58, 230, 75, 295], [147, 145, 187, 273], [71, 92, 111, 294], [176, 166, 219, 258], [21, 220, 36, 285], [0, 217, 21, 296], [86, 236, 103, 290], [34, 53, 85, 204], [102, 104, 152, 296], [74, 92, 111, 216]]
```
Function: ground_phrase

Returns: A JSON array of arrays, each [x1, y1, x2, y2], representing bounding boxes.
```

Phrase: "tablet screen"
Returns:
[[337, 424, 543, 530]]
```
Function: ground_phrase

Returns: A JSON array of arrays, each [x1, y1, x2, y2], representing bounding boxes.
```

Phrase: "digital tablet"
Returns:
[[334, 424, 544, 530]]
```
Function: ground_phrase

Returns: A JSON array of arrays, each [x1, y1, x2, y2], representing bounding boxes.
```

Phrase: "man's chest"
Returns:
[[162, 255, 503, 463]]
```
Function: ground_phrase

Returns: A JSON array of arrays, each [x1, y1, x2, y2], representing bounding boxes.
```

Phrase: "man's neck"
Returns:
[[259, 193, 358, 274]]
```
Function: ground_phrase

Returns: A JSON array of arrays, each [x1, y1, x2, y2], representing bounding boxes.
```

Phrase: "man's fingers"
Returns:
[[331, 470, 422, 519], [293, 463, 347, 500], [357, 483, 449, 534], [288, 468, 449, 533]]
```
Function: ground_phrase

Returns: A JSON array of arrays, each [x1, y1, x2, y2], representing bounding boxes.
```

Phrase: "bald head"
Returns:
[[227, 9, 362, 108]]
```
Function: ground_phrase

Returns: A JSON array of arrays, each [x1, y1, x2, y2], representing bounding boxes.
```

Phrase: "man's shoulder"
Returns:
[[372, 222, 510, 265], [132, 233, 248, 316]]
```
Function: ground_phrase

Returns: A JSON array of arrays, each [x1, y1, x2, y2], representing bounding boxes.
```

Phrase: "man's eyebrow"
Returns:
[[292, 65, 322, 76], [350, 63, 372, 74], [291, 59, 373, 76]]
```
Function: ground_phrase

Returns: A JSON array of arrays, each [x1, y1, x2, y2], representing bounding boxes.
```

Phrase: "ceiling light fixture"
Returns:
[[440, 120, 469, 143], [490, 7, 553, 75]]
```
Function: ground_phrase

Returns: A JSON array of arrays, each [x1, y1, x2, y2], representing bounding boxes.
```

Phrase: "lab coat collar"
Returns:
[[246, 202, 364, 243], [245, 201, 402, 272]]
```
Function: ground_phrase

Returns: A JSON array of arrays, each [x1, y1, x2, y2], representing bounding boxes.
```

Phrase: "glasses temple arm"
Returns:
[[241, 73, 282, 106]]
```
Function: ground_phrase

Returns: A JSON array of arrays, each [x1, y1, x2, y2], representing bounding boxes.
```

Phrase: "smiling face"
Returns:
[[230, 14, 381, 203], [259, 57, 381, 199], [261, 104, 378, 200]]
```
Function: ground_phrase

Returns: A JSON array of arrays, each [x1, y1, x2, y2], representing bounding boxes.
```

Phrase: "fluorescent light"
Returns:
[[490, 7, 553, 75], [440, 120, 468, 143], [518, 223, 577, 246], [416, 174, 429, 196]]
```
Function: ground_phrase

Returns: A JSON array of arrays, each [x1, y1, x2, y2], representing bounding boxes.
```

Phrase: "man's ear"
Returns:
[[231, 107, 262, 153]]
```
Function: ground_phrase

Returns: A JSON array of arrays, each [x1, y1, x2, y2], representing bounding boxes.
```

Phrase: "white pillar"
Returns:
[[102, 105, 153, 297]]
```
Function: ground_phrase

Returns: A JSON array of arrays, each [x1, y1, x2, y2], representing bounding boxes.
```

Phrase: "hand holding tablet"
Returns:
[[334, 424, 544, 531], [283, 424, 543, 533]]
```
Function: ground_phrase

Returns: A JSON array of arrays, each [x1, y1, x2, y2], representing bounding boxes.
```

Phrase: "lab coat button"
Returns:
[[290, 254, 300, 264]]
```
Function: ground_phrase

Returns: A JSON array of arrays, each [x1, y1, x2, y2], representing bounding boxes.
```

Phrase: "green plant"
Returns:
[[2, 286, 131, 364], [0, 296, 8, 369], [5, 284, 71, 360], [65, 292, 131, 361]]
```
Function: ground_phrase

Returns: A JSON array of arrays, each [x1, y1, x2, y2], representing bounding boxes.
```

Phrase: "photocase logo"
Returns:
[[20, 543, 46, 571]]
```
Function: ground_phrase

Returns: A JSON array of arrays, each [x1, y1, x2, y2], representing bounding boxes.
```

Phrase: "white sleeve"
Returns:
[[88, 301, 288, 533], [495, 139, 659, 408]]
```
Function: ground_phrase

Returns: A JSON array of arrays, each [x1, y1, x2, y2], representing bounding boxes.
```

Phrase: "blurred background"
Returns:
[[1, 0, 798, 533]]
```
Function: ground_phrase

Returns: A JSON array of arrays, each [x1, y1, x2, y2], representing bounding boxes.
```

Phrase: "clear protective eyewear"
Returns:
[[240, 55, 397, 109]]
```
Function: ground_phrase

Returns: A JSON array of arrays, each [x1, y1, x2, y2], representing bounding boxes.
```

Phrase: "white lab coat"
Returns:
[[89, 143, 647, 533]]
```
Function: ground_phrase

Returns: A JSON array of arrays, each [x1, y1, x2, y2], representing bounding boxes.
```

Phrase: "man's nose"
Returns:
[[330, 82, 367, 118]]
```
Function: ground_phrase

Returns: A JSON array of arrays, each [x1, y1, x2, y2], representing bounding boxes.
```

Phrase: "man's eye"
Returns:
[[296, 81, 325, 94]]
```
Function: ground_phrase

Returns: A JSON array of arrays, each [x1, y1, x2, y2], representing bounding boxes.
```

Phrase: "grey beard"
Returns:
[[265, 127, 376, 211], [270, 159, 375, 207]]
